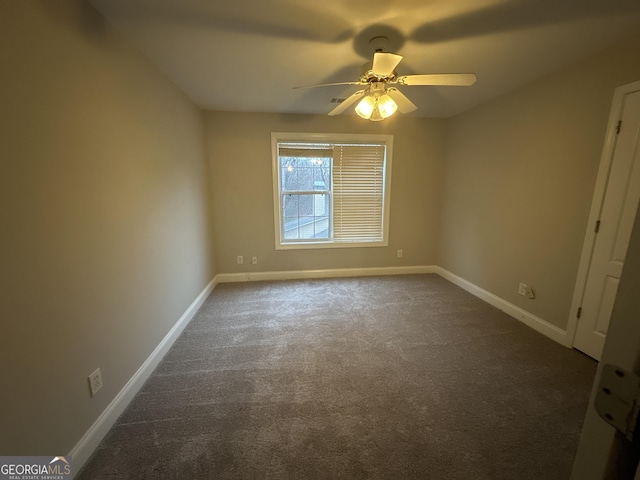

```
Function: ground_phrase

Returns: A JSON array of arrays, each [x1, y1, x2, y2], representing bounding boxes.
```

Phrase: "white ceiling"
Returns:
[[89, 0, 640, 118]]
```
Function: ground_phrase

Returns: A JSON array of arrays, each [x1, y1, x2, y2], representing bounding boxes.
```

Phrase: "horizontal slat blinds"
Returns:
[[278, 147, 333, 158], [333, 145, 386, 242]]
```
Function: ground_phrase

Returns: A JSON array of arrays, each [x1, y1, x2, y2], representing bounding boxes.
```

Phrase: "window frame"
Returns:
[[271, 132, 393, 250]]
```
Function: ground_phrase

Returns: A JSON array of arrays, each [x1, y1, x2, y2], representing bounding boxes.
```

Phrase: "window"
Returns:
[[271, 132, 393, 249]]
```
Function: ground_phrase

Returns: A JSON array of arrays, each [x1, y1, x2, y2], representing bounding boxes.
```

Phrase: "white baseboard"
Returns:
[[435, 267, 567, 345], [70, 278, 217, 477], [216, 265, 438, 283]]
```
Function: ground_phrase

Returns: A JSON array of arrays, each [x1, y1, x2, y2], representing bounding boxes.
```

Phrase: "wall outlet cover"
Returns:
[[88, 368, 103, 397], [518, 283, 527, 296]]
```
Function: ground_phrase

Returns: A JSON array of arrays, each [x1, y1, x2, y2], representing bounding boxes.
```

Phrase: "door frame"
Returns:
[[566, 79, 640, 349]]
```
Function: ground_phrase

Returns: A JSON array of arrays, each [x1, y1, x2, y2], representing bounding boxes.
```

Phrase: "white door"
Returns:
[[571, 194, 640, 479], [573, 86, 640, 360]]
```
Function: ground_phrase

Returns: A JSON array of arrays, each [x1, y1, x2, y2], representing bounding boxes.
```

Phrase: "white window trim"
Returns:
[[271, 132, 393, 250]]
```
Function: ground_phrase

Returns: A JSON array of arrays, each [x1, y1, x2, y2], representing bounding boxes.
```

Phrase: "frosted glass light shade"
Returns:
[[355, 92, 398, 121], [377, 94, 398, 118], [355, 95, 376, 119]]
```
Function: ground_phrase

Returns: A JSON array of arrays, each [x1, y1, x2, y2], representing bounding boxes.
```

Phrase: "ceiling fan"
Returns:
[[295, 36, 477, 121]]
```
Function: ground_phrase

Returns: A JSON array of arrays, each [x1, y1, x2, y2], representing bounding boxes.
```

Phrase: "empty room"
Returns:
[[2, 1, 640, 479]]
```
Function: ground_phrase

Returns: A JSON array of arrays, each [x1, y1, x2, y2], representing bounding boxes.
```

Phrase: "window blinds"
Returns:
[[278, 147, 333, 158], [332, 145, 386, 242]]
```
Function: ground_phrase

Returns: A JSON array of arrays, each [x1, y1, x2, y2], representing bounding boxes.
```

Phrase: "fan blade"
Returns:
[[293, 81, 364, 89], [386, 88, 417, 114], [396, 73, 477, 86], [328, 90, 366, 116], [372, 52, 403, 76]]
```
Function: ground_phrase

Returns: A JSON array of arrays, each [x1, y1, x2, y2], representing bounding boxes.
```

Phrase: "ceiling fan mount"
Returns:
[[369, 35, 390, 53]]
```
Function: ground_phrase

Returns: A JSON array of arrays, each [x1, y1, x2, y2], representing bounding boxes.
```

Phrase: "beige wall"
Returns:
[[5, 0, 640, 461], [0, 1, 214, 454], [205, 112, 446, 273], [439, 33, 640, 330]]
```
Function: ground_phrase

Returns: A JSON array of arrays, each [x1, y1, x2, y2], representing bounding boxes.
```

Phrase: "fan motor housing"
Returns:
[[359, 62, 397, 84]]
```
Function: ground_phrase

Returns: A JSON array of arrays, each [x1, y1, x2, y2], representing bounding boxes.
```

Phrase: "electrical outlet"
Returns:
[[88, 368, 103, 397], [518, 283, 535, 299], [251, 256, 258, 265], [397, 249, 403, 258], [237, 255, 243, 265], [518, 283, 527, 296]]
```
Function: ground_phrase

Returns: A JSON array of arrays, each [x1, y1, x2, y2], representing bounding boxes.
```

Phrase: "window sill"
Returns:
[[276, 240, 388, 250]]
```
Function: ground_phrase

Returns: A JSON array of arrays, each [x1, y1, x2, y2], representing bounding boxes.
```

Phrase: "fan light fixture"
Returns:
[[355, 83, 398, 121], [294, 38, 477, 120]]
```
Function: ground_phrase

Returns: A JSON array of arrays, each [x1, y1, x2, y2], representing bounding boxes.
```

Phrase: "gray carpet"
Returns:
[[77, 274, 596, 479]]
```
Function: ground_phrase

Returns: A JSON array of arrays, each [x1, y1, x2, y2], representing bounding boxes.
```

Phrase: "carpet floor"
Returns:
[[77, 274, 596, 479]]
